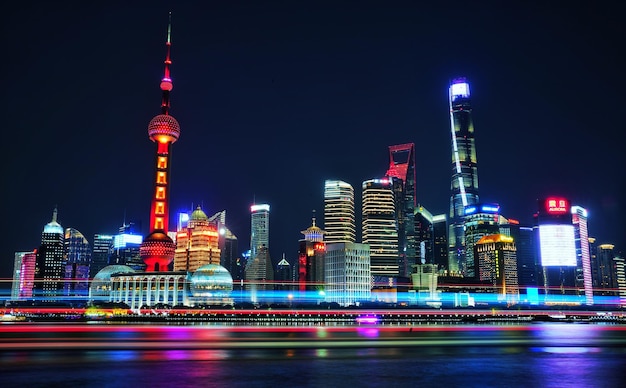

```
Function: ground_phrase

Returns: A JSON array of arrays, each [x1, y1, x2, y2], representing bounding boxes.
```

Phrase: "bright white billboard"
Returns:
[[539, 224, 576, 266]]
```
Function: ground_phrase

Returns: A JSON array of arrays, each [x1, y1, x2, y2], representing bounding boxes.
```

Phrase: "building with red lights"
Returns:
[[11, 250, 37, 300], [534, 197, 577, 303], [139, 14, 179, 273], [385, 143, 417, 277], [297, 217, 326, 293]]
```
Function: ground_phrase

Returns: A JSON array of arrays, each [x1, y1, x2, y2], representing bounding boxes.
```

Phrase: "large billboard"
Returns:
[[538, 224, 576, 266]]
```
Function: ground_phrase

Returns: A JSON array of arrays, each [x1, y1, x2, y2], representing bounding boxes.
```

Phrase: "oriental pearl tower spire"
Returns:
[[139, 13, 180, 272]]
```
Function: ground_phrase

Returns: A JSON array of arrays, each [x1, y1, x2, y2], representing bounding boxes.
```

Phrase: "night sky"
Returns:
[[3, 2, 624, 282]]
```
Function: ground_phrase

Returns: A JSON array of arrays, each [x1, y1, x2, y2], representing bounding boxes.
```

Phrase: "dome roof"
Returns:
[[190, 264, 233, 297], [190, 205, 208, 221], [93, 265, 135, 281], [43, 221, 63, 235], [43, 207, 63, 234]]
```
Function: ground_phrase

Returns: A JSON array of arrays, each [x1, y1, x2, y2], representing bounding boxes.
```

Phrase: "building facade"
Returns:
[[475, 234, 519, 304], [297, 217, 326, 293], [174, 206, 221, 272], [535, 197, 577, 303], [325, 242, 371, 306], [385, 143, 417, 277], [463, 203, 500, 278], [448, 78, 480, 275], [362, 178, 399, 277], [34, 208, 65, 301], [571, 206, 594, 305], [323, 180, 356, 243], [12, 250, 37, 300], [250, 204, 270, 263], [90, 234, 113, 279], [63, 227, 92, 298]]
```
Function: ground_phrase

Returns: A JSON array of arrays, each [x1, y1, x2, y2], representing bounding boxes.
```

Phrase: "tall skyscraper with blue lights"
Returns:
[[448, 77, 479, 275]]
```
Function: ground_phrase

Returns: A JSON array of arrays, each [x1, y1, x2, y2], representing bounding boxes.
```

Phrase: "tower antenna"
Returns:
[[160, 12, 173, 115]]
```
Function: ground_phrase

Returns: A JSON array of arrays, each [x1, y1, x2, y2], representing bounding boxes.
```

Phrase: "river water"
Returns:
[[1, 323, 625, 387]]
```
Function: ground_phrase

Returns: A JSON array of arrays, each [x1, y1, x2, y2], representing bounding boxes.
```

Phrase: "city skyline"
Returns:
[[3, 2, 624, 283]]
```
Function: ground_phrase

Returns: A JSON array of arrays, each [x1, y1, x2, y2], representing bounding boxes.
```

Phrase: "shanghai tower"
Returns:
[[448, 78, 479, 275], [139, 14, 180, 272]]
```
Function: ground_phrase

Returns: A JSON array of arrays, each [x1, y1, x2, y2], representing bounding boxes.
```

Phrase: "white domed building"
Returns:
[[188, 264, 234, 306]]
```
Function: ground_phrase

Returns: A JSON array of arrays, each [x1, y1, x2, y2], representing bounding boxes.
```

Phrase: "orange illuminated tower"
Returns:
[[139, 14, 180, 272]]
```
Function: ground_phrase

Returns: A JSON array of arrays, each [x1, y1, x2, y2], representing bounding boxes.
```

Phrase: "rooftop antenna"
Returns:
[[160, 12, 173, 115]]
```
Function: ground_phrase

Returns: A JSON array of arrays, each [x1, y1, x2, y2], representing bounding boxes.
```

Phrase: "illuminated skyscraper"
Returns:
[[571, 206, 593, 305], [535, 197, 577, 301], [250, 204, 270, 261], [475, 234, 519, 304], [385, 143, 417, 277], [448, 78, 479, 275], [414, 205, 434, 265], [463, 203, 500, 278], [325, 242, 371, 306], [362, 178, 399, 277], [12, 250, 36, 300], [34, 208, 65, 300], [90, 234, 113, 278], [297, 216, 326, 292], [432, 214, 448, 274], [63, 228, 92, 298], [593, 244, 616, 295], [174, 206, 221, 272], [111, 222, 144, 270], [139, 14, 180, 272], [324, 180, 356, 243]]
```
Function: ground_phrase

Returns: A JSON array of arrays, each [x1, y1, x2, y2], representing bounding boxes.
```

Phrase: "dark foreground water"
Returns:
[[1, 323, 625, 387]]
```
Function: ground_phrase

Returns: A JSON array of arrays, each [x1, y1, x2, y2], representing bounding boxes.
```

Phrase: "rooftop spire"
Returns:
[[160, 12, 173, 114]]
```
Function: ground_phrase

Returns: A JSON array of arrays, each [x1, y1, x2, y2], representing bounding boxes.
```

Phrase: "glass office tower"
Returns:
[[448, 78, 479, 275]]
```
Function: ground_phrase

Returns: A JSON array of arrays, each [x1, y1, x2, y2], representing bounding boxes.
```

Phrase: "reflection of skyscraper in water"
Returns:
[[448, 78, 479, 275], [385, 143, 417, 277], [324, 180, 356, 244]]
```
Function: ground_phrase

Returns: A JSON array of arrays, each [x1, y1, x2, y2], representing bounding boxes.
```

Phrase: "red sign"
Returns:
[[545, 197, 569, 214]]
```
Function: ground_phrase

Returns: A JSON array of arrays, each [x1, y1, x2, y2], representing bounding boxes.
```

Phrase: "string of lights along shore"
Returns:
[[8, 14, 625, 310]]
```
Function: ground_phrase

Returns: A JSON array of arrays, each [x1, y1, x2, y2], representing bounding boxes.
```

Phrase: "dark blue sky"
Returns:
[[3, 1, 624, 281]]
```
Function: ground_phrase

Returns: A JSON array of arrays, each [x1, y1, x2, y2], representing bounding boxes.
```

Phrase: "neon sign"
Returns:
[[545, 197, 569, 214]]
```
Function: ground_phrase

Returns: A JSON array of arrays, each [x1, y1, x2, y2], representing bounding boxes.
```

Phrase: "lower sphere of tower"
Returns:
[[140, 231, 176, 271], [148, 114, 180, 143]]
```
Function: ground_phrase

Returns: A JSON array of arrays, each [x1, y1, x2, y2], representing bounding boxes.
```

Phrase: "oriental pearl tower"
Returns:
[[139, 13, 180, 272]]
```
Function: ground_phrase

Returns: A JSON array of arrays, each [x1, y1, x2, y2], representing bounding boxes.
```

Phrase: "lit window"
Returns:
[[156, 202, 165, 214], [157, 172, 167, 184], [156, 187, 165, 199], [155, 218, 164, 230], [158, 157, 168, 169]]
